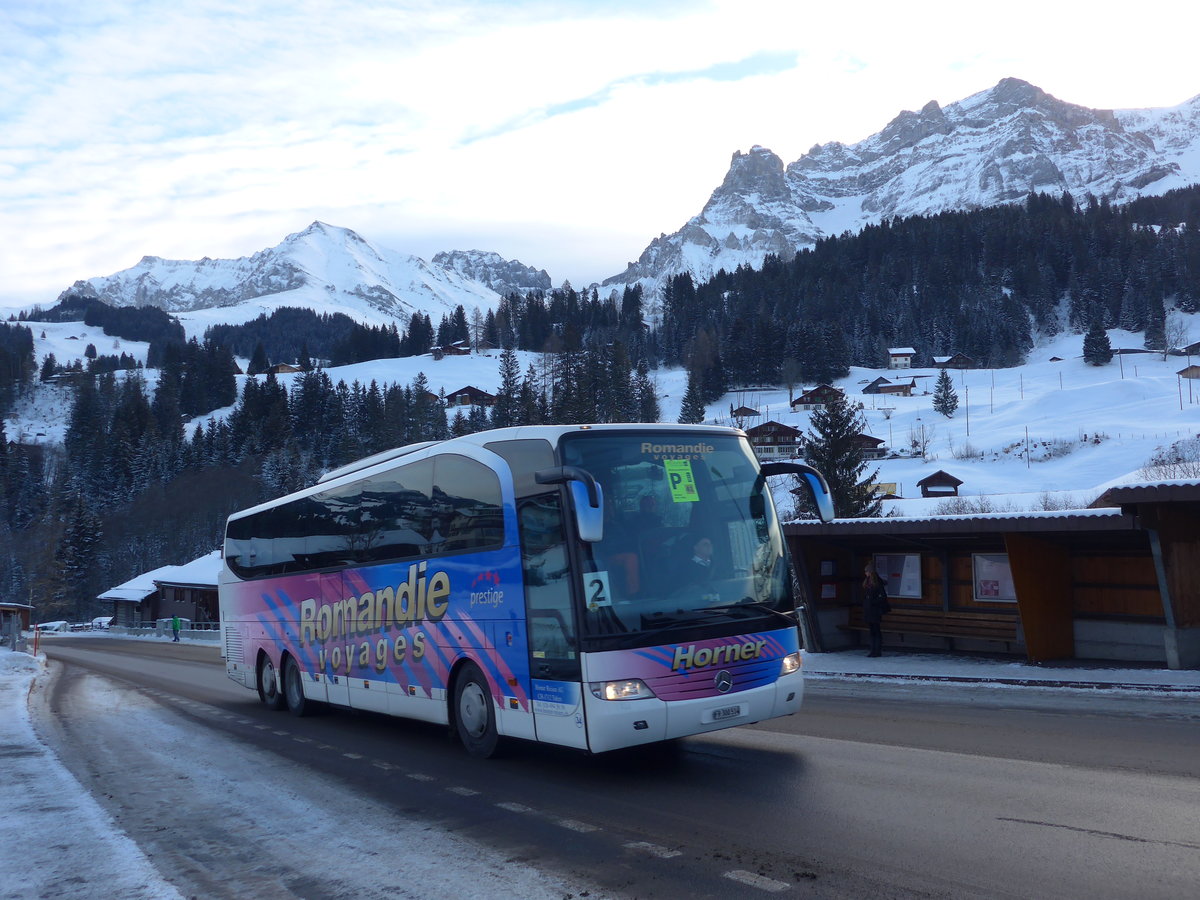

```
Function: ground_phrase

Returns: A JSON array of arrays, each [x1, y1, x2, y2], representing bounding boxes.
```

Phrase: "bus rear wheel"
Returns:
[[257, 655, 286, 711], [454, 663, 500, 758], [283, 656, 314, 717]]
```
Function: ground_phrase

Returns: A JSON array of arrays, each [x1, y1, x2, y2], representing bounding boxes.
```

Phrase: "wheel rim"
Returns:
[[459, 681, 488, 738], [262, 660, 277, 696], [285, 663, 301, 706]]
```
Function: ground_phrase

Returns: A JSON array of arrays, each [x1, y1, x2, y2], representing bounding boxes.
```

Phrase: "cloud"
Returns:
[[461, 49, 799, 144]]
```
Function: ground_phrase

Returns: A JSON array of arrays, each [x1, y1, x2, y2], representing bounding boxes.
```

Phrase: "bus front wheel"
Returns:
[[283, 656, 314, 717], [257, 655, 286, 711], [454, 663, 500, 758]]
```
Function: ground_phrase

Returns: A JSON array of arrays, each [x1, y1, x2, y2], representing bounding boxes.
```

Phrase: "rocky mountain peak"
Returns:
[[714, 146, 789, 201], [432, 250, 551, 296], [600, 79, 1200, 297]]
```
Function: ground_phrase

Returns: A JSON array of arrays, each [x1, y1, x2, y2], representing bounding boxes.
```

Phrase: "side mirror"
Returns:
[[758, 462, 835, 523], [535, 466, 605, 542]]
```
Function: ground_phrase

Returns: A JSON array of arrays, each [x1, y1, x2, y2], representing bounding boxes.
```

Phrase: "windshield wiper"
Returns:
[[701, 598, 797, 625]]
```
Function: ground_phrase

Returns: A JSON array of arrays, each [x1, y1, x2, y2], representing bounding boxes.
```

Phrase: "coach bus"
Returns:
[[219, 424, 833, 756]]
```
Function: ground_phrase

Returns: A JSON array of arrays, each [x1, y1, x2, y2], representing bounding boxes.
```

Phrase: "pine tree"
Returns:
[[932, 369, 959, 417], [247, 341, 270, 376], [491, 348, 521, 428], [1082, 317, 1113, 365], [800, 392, 881, 518], [677, 369, 707, 424]]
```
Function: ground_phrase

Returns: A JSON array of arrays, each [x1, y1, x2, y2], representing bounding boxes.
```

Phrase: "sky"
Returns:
[[3, 1, 1199, 311]]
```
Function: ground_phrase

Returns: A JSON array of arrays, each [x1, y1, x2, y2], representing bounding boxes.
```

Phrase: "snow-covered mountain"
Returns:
[[56, 222, 523, 328], [431, 250, 552, 296], [603, 78, 1200, 293]]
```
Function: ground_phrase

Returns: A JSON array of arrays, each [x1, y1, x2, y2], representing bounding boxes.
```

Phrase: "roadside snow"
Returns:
[[0, 649, 184, 900]]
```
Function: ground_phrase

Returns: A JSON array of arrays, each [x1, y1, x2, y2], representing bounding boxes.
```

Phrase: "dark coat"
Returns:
[[863, 578, 890, 624]]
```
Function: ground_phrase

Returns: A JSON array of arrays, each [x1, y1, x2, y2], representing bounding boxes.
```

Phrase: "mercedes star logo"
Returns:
[[715, 670, 733, 693]]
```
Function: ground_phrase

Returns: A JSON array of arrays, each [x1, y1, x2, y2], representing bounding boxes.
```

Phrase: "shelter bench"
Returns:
[[841, 606, 1019, 651]]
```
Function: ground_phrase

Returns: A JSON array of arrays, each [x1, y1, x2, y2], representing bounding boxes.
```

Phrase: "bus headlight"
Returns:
[[589, 679, 656, 701], [781, 651, 802, 675]]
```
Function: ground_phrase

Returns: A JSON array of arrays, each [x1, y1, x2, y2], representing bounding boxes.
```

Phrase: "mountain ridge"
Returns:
[[602, 78, 1200, 293]]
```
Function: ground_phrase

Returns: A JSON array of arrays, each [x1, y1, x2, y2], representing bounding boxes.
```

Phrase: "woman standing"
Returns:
[[862, 562, 890, 657]]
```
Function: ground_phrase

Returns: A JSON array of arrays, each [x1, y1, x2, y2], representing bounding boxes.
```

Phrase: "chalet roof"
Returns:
[[916, 469, 963, 487], [98, 563, 179, 603], [1091, 479, 1200, 508], [888, 347, 916, 355], [785, 508, 1131, 537], [1177, 364, 1200, 378], [746, 420, 800, 437], [730, 405, 759, 417], [156, 550, 222, 589], [854, 433, 885, 446]]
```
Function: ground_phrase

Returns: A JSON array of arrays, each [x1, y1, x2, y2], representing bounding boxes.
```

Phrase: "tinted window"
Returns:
[[225, 453, 504, 578], [435, 455, 504, 552], [358, 458, 434, 562]]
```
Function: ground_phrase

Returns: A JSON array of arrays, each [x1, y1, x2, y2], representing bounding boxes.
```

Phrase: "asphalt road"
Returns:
[[37, 637, 1200, 899]]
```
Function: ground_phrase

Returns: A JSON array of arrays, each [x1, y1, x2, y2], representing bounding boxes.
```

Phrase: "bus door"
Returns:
[[518, 493, 588, 749]]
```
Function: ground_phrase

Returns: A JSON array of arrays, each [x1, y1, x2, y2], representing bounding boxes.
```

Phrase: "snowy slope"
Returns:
[[57, 222, 508, 329], [8, 315, 1198, 519], [603, 78, 1200, 294]]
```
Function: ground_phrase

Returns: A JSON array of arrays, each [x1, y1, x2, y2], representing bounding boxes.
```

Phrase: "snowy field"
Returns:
[[7, 315, 1198, 518]]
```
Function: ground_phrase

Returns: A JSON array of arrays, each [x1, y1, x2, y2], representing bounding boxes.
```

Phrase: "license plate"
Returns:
[[708, 703, 744, 722]]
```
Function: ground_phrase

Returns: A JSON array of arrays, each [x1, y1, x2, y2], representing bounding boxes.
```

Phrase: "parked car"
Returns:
[[35, 620, 70, 633], [91, 616, 114, 630]]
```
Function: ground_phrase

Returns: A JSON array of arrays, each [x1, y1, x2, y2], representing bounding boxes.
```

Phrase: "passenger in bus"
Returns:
[[685, 536, 715, 583]]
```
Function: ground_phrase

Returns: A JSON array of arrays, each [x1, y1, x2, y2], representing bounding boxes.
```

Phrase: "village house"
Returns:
[[446, 385, 496, 407], [1177, 364, 1200, 380], [745, 420, 802, 461], [932, 352, 976, 369], [888, 347, 916, 369], [790, 384, 844, 411], [852, 433, 888, 459]]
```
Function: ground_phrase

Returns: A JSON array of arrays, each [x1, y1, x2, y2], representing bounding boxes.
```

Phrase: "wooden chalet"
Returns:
[[269, 363, 301, 375], [745, 420, 801, 461], [875, 378, 916, 397], [153, 551, 221, 627], [433, 340, 472, 357], [730, 404, 760, 418], [790, 384, 844, 411], [917, 469, 963, 497], [932, 352, 976, 369], [852, 433, 887, 459], [862, 377, 893, 394], [1, 600, 33, 633], [1177, 364, 1200, 380], [447, 385, 496, 407]]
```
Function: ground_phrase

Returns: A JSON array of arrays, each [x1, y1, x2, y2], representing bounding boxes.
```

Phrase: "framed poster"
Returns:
[[873, 553, 921, 599], [973, 553, 1017, 602]]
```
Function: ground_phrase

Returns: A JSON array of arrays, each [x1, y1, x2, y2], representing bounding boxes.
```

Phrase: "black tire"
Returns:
[[453, 663, 500, 758], [257, 655, 287, 711], [283, 656, 314, 717]]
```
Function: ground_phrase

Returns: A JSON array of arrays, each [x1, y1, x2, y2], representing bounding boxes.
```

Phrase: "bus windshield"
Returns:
[[560, 432, 793, 640]]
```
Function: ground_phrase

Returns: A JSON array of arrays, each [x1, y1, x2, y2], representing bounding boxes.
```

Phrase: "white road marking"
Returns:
[[406, 772, 435, 782], [555, 818, 598, 833], [447, 786, 479, 796], [723, 870, 790, 892], [496, 802, 531, 813], [623, 841, 682, 859]]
